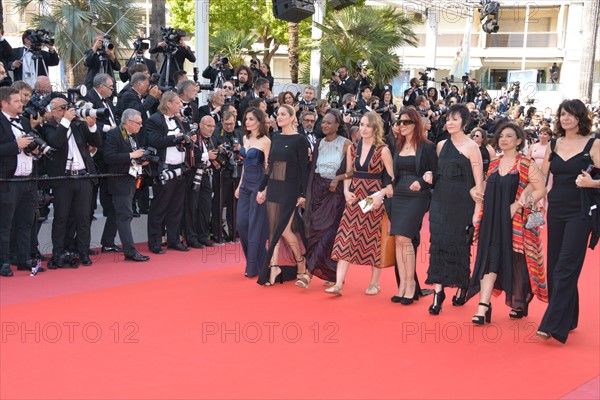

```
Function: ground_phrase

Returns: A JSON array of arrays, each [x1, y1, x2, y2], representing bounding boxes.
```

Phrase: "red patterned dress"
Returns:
[[331, 140, 386, 267]]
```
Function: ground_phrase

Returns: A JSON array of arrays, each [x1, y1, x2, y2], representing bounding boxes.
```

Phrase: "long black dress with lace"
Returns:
[[257, 133, 310, 285]]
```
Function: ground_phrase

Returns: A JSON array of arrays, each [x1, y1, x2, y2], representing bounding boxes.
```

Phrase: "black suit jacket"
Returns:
[[10, 47, 60, 81], [0, 39, 13, 67], [119, 57, 157, 82], [0, 114, 33, 179], [82, 88, 117, 134], [202, 65, 234, 85], [145, 112, 189, 175], [392, 141, 438, 192], [104, 126, 138, 195], [41, 119, 102, 179], [182, 100, 200, 124], [198, 103, 221, 124], [116, 88, 159, 146], [83, 49, 121, 89]]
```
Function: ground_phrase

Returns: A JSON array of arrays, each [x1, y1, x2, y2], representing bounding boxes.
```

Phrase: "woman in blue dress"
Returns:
[[235, 108, 271, 278]]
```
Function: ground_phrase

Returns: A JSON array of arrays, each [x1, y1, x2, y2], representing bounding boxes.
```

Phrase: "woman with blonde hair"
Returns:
[[326, 112, 394, 296]]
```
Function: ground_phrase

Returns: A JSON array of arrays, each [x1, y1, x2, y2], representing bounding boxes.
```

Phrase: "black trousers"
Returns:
[[147, 174, 185, 248], [210, 170, 237, 241], [99, 178, 118, 247], [51, 178, 93, 255], [539, 211, 591, 343], [183, 170, 212, 244], [0, 180, 36, 264], [112, 181, 137, 256]]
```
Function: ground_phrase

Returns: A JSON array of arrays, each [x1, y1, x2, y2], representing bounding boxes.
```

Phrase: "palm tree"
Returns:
[[301, 5, 418, 88], [579, 0, 599, 100], [288, 22, 299, 83], [12, 0, 143, 86], [208, 28, 258, 69]]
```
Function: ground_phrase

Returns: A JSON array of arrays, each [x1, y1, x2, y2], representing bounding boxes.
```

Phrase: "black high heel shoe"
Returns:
[[452, 288, 467, 306], [428, 289, 445, 315], [472, 302, 492, 325], [509, 308, 528, 319], [399, 288, 419, 305]]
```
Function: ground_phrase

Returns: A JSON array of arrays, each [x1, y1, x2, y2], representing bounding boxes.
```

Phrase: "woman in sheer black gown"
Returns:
[[256, 104, 310, 287], [537, 99, 600, 343]]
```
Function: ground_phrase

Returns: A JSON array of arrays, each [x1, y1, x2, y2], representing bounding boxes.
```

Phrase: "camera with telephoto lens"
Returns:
[[74, 102, 109, 119], [216, 139, 241, 178], [258, 90, 277, 105], [158, 167, 185, 184], [160, 26, 186, 51], [22, 94, 51, 120], [135, 147, 159, 164], [218, 55, 229, 66], [430, 105, 448, 119], [101, 35, 114, 50], [250, 58, 260, 69], [23, 130, 56, 159], [192, 167, 205, 192], [196, 83, 214, 91], [28, 29, 55, 53]]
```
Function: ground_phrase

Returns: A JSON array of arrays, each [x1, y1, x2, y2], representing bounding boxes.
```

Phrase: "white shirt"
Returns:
[[61, 118, 96, 171], [94, 88, 116, 131], [164, 115, 185, 165], [21, 48, 36, 87], [3, 112, 33, 176]]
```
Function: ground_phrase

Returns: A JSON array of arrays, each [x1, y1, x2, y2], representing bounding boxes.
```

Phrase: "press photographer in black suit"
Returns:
[[145, 91, 191, 253], [9, 30, 59, 86], [149, 33, 196, 87], [330, 66, 357, 99], [0, 86, 44, 276], [83, 35, 121, 90], [103, 108, 150, 262], [177, 80, 200, 123], [116, 72, 161, 144], [42, 96, 101, 266], [202, 54, 234, 87]]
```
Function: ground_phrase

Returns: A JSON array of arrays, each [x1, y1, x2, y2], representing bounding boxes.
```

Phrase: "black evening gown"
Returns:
[[236, 147, 268, 278], [257, 134, 310, 285], [426, 139, 475, 289], [466, 170, 532, 312]]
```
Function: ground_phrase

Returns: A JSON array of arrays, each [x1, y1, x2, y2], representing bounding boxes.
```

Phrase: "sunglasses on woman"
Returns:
[[395, 120, 415, 126]]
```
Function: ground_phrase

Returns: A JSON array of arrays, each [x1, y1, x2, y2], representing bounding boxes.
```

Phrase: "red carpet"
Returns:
[[1, 231, 599, 399]]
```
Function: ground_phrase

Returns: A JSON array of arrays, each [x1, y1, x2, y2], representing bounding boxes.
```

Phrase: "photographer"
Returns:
[[202, 54, 234, 87], [0, 62, 12, 87], [464, 77, 480, 103], [331, 65, 357, 99], [355, 86, 374, 114], [474, 88, 492, 111], [259, 63, 274, 91], [103, 109, 151, 261], [238, 78, 272, 122], [402, 78, 423, 107], [42, 96, 101, 267], [199, 89, 225, 124], [83, 35, 121, 90], [119, 37, 157, 83], [211, 111, 242, 242], [116, 72, 161, 143], [0, 86, 43, 276], [177, 80, 200, 123], [355, 62, 370, 99], [184, 116, 217, 248], [10, 29, 59, 87], [0, 30, 13, 70], [298, 85, 317, 112], [145, 92, 190, 253], [149, 29, 196, 87], [233, 65, 253, 95], [445, 84, 462, 105]]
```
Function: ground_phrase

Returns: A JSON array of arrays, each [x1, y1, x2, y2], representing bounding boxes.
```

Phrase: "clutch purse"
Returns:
[[358, 192, 379, 213], [525, 193, 545, 229]]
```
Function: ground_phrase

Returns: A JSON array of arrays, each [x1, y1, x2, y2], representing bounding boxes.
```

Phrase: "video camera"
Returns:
[[133, 36, 150, 53], [160, 26, 186, 51], [22, 94, 52, 120], [215, 138, 241, 179], [28, 29, 55, 53], [419, 67, 437, 85]]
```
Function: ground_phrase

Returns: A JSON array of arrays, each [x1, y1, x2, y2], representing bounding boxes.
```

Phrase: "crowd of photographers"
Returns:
[[1, 27, 599, 277]]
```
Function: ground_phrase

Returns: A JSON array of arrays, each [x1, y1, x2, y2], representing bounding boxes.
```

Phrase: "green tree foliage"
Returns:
[[302, 4, 418, 88], [166, 0, 194, 35], [12, 0, 143, 85]]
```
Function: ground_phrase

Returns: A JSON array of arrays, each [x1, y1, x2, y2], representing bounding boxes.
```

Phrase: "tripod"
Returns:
[[24, 49, 49, 87], [214, 66, 227, 89], [126, 49, 146, 67], [160, 46, 182, 87]]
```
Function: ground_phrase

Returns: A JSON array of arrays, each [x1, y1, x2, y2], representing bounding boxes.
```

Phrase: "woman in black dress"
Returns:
[[304, 110, 351, 285], [257, 104, 310, 287], [470, 127, 496, 176], [537, 99, 600, 343], [426, 104, 484, 315], [390, 108, 437, 305], [235, 108, 271, 278], [467, 122, 547, 324]]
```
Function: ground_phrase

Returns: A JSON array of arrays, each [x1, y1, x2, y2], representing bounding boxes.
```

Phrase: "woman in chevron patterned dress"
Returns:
[[326, 112, 394, 296]]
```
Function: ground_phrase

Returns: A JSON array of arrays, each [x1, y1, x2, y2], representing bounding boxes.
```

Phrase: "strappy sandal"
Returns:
[[264, 265, 282, 286], [325, 285, 343, 296], [294, 257, 311, 288], [365, 283, 381, 295], [509, 308, 528, 319], [536, 330, 551, 340]]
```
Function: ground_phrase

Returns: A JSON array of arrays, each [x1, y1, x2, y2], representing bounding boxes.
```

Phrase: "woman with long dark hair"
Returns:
[[537, 99, 600, 343], [326, 112, 394, 296], [426, 104, 484, 314], [304, 110, 351, 285], [467, 122, 547, 324], [390, 108, 437, 304], [256, 104, 310, 287]]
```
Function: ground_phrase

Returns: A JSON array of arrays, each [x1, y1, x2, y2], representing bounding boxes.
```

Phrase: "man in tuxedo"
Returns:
[[298, 111, 318, 152], [103, 108, 150, 262], [149, 36, 196, 87], [402, 78, 424, 107], [83, 35, 121, 89], [184, 116, 217, 248], [202, 54, 234, 87], [331, 66, 357, 98], [9, 30, 60, 87], [238, 78, 271, 123], [211, 111, 242, 242], [42, 96, 101, 266], [0, 30, 13, 69], [145, 91, 190, 253], [82, 73, 122, 253], [119, 57, 157, 83], [0, 86, 44, 276], [198, 89, 225, 125], [177, 80, 199, 124]]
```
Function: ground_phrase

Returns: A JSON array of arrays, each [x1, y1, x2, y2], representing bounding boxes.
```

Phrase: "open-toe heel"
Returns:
[[325, 285, 343, 296], [536, 330, 551, 340], [294, 257, 311, 288], [472, 302, 492, 325], [264, 265, 282, 286], [509, 308, 528, 319]]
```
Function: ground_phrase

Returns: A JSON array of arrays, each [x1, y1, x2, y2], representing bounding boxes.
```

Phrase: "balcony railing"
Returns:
[[486, 32, 558, 48]]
